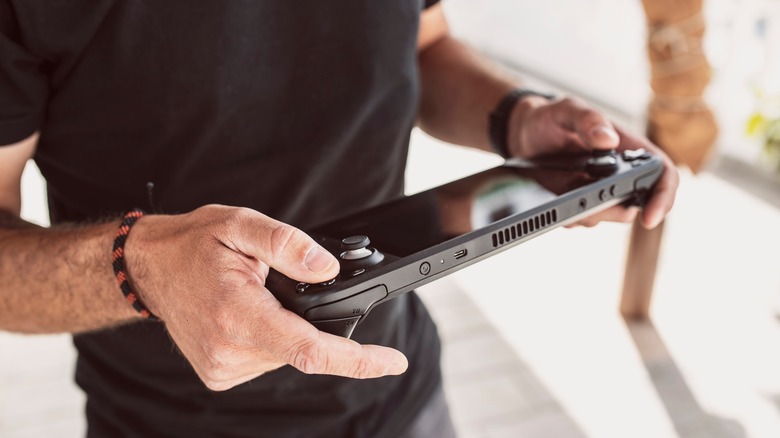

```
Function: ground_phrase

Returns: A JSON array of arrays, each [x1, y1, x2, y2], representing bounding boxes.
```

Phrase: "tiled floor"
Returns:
[[419, 279, 586, 438]]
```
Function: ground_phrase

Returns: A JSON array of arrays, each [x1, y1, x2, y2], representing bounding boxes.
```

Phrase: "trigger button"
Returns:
[[304, 285, 388, 320], [310, 316, 362, 338]]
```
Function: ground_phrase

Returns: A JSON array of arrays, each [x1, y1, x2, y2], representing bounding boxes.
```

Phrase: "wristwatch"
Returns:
[[489, 88, 556, 158]]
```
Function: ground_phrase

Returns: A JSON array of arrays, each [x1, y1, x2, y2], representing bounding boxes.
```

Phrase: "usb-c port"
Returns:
[[454, 249, 468, 259]]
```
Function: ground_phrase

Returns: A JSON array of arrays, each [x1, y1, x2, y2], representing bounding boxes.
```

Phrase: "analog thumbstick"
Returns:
[[340, 236, 372, 260], [341, 235, 370, 251]]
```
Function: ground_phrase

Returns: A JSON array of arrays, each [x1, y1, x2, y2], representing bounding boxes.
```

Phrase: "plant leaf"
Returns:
[[746, 113, 766, 136]]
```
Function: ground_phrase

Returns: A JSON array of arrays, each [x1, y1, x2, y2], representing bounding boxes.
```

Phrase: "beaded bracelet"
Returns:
[[112, 209, 157, 319]]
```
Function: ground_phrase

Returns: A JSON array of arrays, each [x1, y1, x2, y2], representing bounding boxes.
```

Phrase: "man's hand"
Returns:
[[125, 205, 408, 391], [507, 96, 679, 229]]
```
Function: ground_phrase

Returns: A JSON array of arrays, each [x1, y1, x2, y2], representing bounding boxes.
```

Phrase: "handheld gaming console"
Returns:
[[265, 148, 663, 338]]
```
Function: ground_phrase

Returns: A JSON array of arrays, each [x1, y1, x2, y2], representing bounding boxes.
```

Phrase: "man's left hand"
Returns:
[[507, 95, 679, 229]]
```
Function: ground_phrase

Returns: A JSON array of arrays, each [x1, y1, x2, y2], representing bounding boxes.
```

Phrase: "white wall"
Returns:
[[444, 0, 780, 167], [444, 0, 650, 118]]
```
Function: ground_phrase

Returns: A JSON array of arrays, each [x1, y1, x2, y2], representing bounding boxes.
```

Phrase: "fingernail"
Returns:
[[590, 124, 619, 143], [304, 246, 335, 273]]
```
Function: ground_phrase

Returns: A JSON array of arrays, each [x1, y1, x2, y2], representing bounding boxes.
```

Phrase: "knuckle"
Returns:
[[559, 96, 575, 105], [225, 207, 255, 228], [202, 339, 235, 369], [560, 96, 583, 108], [194, 204, 229, 222], [269, 223, 303, 260], [581, 108, 603, 122], [288, 336, 323, 374], [212, 308, 237, 340]]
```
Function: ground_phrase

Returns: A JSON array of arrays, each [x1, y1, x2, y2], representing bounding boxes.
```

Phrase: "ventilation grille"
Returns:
[[491, 209, 558, 248]]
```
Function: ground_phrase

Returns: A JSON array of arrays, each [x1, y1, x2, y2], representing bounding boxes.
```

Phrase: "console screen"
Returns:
[[313, 164, 597, 258]]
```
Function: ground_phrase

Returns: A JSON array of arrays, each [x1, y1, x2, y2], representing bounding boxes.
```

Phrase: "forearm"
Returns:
[[0, 210, 139, 333], [417, 35, 520, 152]]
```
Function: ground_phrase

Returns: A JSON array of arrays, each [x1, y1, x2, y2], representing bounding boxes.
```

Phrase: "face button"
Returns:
[[622, 148, 651, 161], [319, 278, 336, 287], [296, 282, 309, 294], [587, 155, 618, 167]]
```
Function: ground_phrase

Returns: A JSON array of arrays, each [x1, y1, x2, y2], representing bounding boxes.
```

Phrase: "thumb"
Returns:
[[585, 122, 620, 151], [552, 98, 620, 151], [222, 209, 339, 283]]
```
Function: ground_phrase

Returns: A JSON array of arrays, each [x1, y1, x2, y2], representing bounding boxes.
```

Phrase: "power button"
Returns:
[[419, 262, 431, 275]]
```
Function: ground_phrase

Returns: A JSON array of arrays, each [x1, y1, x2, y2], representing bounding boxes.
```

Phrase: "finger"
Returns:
[[224, 209, 339, 283], [265, 307, 408, 379], [640, 160, 679, 229], [287, 333, 409, 379], [589, 206, 639, 224], [565, 206, 638, 228], [551, 97, 620, 151], [611, 126, 680, 229]]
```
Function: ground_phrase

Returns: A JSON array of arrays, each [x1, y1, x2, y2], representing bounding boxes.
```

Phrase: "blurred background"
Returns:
[[3, 0, 780, 437]]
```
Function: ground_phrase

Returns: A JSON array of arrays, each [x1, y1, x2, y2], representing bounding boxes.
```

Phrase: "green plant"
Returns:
[[747, 91, 780, 174]]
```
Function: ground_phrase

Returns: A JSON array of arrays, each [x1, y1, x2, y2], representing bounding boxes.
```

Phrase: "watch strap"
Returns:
[[489, 88, 556, 158]]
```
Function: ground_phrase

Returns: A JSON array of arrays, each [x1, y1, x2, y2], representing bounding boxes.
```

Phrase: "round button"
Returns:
[[341, 235, 370, 251], [419, 262, 431, 276], [296, 282, 309, 293], [588, 155, 618, 167], [599, 189, 608, 201], [319, 278, 336, 287], [622, 148, 650, 161]]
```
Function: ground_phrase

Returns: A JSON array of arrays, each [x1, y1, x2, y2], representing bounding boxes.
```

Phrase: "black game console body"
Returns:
[[265, 149, 663, 338]]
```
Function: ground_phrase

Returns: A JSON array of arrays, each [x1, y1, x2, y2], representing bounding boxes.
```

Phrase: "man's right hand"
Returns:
[[124, 204, 408, 391]]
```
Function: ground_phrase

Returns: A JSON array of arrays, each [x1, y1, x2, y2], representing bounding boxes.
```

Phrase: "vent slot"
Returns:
[[491, 208, 559, 248]]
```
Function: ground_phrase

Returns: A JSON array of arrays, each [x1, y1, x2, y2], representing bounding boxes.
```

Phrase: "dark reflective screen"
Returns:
[[313, 165, 596, 257]]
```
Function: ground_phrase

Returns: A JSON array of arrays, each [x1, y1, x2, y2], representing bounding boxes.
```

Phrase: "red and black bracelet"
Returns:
[[112, 209, 157, 320]]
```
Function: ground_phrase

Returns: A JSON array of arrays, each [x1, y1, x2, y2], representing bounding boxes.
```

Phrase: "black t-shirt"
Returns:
[[0, 1, 442, 437]]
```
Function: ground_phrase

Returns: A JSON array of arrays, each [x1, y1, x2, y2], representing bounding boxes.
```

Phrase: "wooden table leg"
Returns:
[[620, 217, 666, 319]]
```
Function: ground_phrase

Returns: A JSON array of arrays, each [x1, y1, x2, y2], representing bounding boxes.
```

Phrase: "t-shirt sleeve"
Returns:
[[0, 1, 48, 145]]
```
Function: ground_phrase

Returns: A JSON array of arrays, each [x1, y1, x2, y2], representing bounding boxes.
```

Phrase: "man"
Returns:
[[0, 1, 678, 437]]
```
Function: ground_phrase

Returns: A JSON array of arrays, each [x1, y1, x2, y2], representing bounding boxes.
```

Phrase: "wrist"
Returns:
[[489, 88, 555, 158], [506, 95, 550, 158], [120, 213, 162, 319]]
